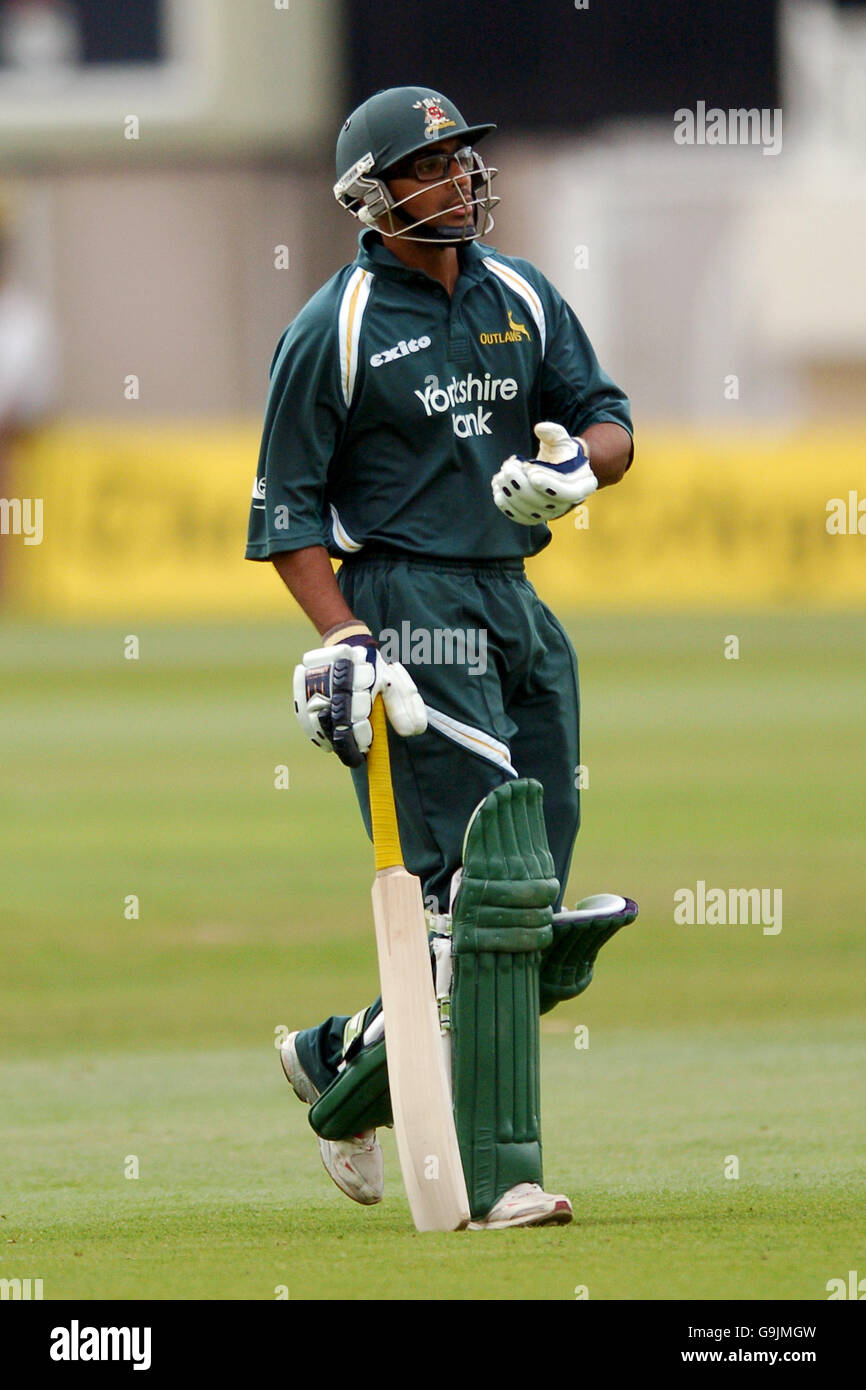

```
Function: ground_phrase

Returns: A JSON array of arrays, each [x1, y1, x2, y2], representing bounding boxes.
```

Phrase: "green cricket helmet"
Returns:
[[334, 86, 498, 244]]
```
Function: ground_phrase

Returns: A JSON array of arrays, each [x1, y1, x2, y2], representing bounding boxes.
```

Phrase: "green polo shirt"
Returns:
[[246, 229, 632, 562]]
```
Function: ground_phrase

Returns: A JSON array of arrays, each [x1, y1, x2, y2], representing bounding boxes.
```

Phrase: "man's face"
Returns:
[[383, 137, 476, 238]]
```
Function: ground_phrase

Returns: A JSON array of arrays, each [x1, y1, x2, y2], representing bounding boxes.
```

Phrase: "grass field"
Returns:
[[1, 613, 863, 1301]]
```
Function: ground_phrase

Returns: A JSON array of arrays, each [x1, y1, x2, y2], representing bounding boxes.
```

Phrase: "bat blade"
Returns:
[[372, 865, 470, 1232]]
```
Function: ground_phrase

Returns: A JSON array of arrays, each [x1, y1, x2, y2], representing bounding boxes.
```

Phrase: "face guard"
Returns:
[[334, 147, 499, 244], [334, 87, 498, 245]]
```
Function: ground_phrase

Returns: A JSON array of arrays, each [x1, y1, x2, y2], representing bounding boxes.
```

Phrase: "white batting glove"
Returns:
[[492, 422, 598, 525], [293, 632, 427, 769]]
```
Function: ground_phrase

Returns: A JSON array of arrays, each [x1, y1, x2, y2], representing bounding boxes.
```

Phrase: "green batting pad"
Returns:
[[451, 779, 559, 1219], [308, 1037, 393, 1140], [540, 896, 639, 1013]]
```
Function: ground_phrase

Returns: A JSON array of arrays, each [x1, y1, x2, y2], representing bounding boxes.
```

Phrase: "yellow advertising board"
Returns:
[[2, 422, 865, 617], [3, 423, 286, 618], [530, 426, 866, 609]]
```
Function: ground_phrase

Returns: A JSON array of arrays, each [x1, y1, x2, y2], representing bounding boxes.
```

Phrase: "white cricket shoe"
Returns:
[[468, 1182, 573, 1230], [280, 1031, 384, 1206]]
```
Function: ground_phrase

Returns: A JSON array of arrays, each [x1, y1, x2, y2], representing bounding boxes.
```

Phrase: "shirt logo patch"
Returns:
[[478, 309, 531, 346], [370, 335, 432, 367], [413, 97, 457, 141]]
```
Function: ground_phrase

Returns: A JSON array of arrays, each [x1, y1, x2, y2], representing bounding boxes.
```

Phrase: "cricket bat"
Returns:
[[367, 697, 470, 1232]]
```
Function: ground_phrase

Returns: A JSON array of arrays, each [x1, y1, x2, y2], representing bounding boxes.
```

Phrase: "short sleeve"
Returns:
[[245, 303, 347, 560], [535, 277, 633, 447]]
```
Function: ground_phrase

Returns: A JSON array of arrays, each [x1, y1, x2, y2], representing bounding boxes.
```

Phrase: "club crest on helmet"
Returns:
[[413, 97, 457, 141]]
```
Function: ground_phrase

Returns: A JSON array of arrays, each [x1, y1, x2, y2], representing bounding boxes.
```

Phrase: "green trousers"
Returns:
[[296, 551, 580, 1092]]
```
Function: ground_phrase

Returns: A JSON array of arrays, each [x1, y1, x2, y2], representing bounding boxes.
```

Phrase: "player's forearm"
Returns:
[[271, 546, 357, 638], [583, 422, 634, 487]]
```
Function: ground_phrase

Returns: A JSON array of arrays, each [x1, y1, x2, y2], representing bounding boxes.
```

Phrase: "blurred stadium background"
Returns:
[[1, 1, 865, 1302], [1, 0, 864, 614]]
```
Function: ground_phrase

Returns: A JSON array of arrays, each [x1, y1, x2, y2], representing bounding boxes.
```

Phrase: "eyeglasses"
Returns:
[[389, 146, 477, 184]]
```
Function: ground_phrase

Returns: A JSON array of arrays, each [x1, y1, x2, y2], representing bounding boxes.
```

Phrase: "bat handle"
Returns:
[[367, 697, 404, 872]]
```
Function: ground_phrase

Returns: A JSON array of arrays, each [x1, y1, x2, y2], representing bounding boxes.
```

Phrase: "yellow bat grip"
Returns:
[[367, 697, 404, 871]]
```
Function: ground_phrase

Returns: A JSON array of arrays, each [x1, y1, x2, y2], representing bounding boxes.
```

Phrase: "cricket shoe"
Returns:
[[468, 1182, 573, 1230], [279, 1031, 384, 1206]]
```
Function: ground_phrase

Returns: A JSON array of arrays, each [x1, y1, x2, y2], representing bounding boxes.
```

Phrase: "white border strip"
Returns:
[[482, 257, 546, 356], [425, 704, 517, 777], [337, 267, 373, 407]]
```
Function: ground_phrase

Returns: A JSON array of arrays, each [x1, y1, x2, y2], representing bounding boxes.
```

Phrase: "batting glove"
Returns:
[[294, 627, 427, 769], [492, 421, 598, 525]]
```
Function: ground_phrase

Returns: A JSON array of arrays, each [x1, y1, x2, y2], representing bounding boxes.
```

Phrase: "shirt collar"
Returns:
[[357, 228, 489, 285]]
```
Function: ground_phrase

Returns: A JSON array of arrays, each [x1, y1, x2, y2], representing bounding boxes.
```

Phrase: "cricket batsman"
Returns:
[[246, 87, 637, 1229]]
